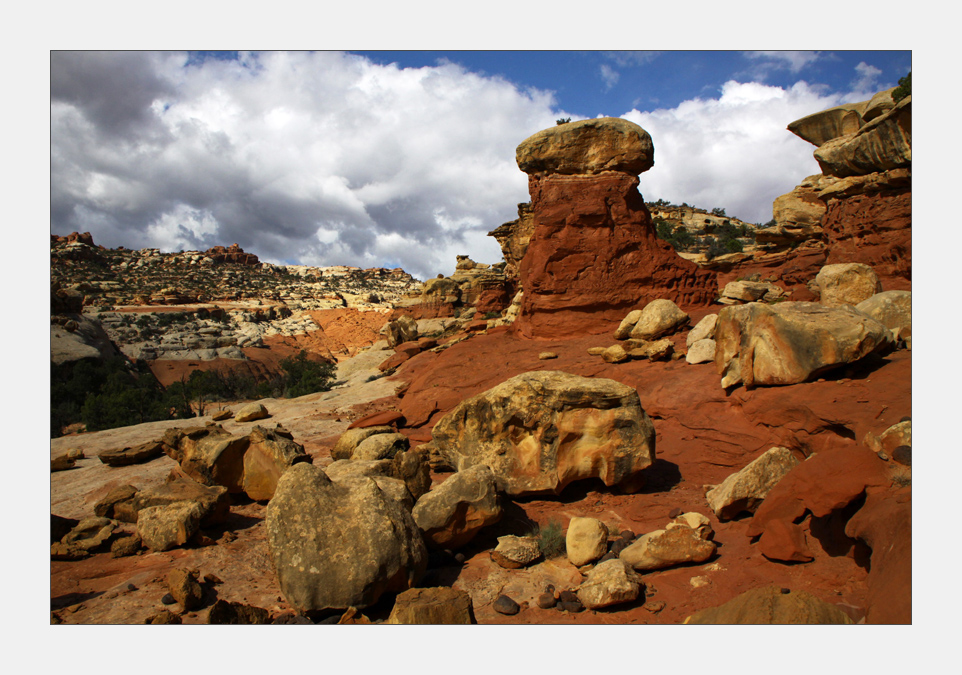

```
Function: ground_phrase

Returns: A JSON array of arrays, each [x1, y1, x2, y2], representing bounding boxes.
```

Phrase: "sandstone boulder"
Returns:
[[162, 426, 250, 493], [242, 426, 311, 501], [516, 117, 654, 176], [266, 462, 427, 614], [705, 447, 800, 520], [94, 485, 139, 520], [382, 315, 420, 348], [331, 426, 395, 461], [686, 314, 718, 347], [628, 299, 690, 340], [815, 263, 882, 307], [719, 280, 785, 304], [411, 464, 502, 549], [235, 402, 269, 423], [614, 310, 643, 340], [61, 517, 116, 552], [428, 371, 656, 496], [576, 559, 643, 610], [620, 525, 716, 572], [602, 344, 629, 364], [566, 517, 609, 567], [490, 535, 542, 569], [353, 432, 409, 461], [715, 302, 893, 388], [98, 440, 165, 467], [686, 339, 716, 365], [814, 97, 911, 178], [130, 477, 230, 526], [855, 290, 911, 340], [387, 587, 475, 624], [863, 420, 911, 458], [788, 101, 868, 147], [137, 501, 203, 552], [323, 460, 415, 510], [685, 586, 853, 624], [167, 568, 203, 611]]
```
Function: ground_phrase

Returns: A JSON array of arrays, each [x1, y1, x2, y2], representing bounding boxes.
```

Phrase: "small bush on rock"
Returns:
[[536, 520, 566, 559]]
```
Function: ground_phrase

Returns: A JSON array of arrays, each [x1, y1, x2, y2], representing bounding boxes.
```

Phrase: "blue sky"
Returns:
[[50, 50, 911, 279]]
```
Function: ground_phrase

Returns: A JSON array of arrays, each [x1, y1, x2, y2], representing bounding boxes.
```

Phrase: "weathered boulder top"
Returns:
[[516, 117, 654, 176]]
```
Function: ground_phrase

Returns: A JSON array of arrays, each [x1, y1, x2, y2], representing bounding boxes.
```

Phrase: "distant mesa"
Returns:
[[204, 243, 260, 266]]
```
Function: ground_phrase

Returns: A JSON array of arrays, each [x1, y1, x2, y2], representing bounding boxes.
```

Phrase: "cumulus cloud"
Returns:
[[51, 51, 561, 279], [51, 51, 887, 278], [851, 61, 883, 97], [622, 80, 848, 224]]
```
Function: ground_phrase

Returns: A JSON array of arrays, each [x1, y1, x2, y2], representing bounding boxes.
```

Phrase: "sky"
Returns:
[[50, 50, 911, 279]]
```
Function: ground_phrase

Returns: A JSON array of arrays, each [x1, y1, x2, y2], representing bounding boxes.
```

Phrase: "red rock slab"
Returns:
[[393, 341, 423, 357], [758, 519, 815, 563], [348, 410, 406, 430], [844, 486, 911, 624], [746, 444, 890, 540]]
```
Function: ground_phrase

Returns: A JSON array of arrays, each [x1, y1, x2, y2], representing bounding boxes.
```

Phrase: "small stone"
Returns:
[[644, 600, 666, 613], [668, 508, 682, 518], [161, 593, 176, 605], [891, 445, 911, 466], [111, 535, 141, 558], [492, 595, 520, 615], [147, 609, 182, 624], [536, 592, 556, 609], [454, 553, 466, 564], [203, 573, 224, 585], [126, 583, 137, 592], [877, 451, 889, 461], [558, 599, 585, 613], [781, 588, 792, 594], [538, 352, 558, 360]]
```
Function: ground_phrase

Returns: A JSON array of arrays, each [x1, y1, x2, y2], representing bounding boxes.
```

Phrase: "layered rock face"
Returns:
[[770, 89, 911, 286], [513, 117, 716, 338]]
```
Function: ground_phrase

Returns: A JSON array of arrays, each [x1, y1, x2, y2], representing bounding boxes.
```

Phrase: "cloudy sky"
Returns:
[[51, 50, 910, 279]]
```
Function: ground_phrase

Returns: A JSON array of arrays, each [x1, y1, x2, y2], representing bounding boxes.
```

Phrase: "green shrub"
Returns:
[[536, 520, 566, 559], [280, 350, 336, 398], [892, 71, 911, 103]]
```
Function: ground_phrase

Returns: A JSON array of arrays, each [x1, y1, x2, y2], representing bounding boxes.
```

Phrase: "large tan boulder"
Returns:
[[130, 477, 230, 526], [411, 464, 502, 549], [620, 525, 716, 572], [383, 315, 419, 347], [242, 426, 312, 501], [353, 432, 409, 461], [685, 586, 853, 624], [137, 502, 203, 552], [265, 463, 427, 614], [614, 310, 643, 340], [516, 117, 654, 176], [566, 517, 609, 567], [705, 447, 800, 520], [628, 299, 690, 340], [686, 339, 716, 365], [576, 559, 643, 610], [814, 96, 911, 178], [323, 460, 415, 510], [428, 371, 656, 496], [235, 402, 270, 423], [331, 426, 395, 461], [387, 587, 475, 624], [856, 290, 911, 340], [163, 425, 250, 492], [714, 302, 893, 388], [815, 263, 882, 307]]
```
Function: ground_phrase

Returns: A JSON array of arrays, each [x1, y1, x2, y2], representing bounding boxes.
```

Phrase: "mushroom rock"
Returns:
[[512, 118, 716, 339]]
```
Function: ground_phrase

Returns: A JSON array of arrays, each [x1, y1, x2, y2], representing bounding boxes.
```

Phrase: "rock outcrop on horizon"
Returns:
[[752, 88, 910, 287], [512, 117, 716, 338]]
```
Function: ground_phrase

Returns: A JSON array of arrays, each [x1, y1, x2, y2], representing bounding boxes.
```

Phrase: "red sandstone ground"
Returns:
[[50, 308, 911, 625]]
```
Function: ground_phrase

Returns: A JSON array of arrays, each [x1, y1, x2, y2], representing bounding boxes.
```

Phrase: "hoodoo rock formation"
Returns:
[[512, 117, 716, 338]]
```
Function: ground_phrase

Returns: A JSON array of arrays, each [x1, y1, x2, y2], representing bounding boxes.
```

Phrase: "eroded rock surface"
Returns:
[[427, 371, 655, 496]]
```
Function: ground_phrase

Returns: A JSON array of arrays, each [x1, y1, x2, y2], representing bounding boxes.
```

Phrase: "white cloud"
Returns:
[[622, 80, 847, 224], [852, 61, 883, 97], [746, 51, 822, 74], [51, 51, 558, 279], [600, 64, 620, 91]]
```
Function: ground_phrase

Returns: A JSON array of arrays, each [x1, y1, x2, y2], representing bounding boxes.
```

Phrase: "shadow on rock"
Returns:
[[51, 590, 102, 610], [635, 459, 682, 494]]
